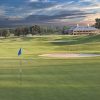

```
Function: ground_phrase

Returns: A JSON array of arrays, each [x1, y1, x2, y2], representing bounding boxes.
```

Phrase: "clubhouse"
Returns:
[[65, 24, 99, 35]]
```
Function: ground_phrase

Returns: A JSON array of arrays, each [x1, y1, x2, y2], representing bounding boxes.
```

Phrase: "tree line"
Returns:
[[0, 18, 100, 37], [0, 25, 63, 37]]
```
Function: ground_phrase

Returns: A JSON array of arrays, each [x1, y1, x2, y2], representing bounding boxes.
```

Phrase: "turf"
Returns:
[[0, 35, 100, 100]]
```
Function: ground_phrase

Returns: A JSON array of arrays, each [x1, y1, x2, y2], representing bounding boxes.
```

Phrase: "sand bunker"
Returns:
[[39, 53, 100, 58]]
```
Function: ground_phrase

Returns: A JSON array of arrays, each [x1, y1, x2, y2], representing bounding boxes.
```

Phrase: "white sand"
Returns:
[[39, 53, 100, 58]]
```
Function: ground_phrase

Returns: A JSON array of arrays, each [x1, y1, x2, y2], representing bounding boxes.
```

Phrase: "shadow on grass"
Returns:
[[50, 35, 100, 45]]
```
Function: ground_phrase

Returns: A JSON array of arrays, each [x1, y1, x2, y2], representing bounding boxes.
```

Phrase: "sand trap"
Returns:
[[39, 53, 100, 58]]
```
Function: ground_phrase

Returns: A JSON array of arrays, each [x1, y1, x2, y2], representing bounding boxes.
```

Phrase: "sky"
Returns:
[[0, 0, 100, 24]]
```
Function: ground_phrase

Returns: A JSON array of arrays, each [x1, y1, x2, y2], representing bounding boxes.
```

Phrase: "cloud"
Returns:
[[30, 0, 39, 2], [0, 6, 6, 16], [0, 0, 99, 24], [84, 13, 100, 21], [29, 0, 53, 2]]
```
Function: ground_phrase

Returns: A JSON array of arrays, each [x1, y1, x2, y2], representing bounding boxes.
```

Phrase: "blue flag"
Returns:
[[18, 48, 22, 56]]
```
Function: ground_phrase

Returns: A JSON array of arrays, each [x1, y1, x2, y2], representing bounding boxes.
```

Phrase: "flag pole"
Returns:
[[19, 57, 22, 85], [18, 48, 22, 85]]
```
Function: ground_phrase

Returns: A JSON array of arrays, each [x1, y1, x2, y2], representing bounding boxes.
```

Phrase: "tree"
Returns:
[[95, 18, 100, 29], [62, 26, 70, 35], [14, 28, 24, 36], [2, 29, 10, 38], [22, 27, 29, 36], [30, 25, 41, 35]]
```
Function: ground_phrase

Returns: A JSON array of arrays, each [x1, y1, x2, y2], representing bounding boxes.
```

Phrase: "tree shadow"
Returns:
[[50, 35, 100, 45]]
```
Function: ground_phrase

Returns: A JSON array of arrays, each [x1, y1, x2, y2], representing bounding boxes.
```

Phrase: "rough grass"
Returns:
[[0, 35, 100, 100]]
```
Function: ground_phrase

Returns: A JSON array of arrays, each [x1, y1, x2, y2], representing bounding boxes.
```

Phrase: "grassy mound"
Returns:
[[0, 35, 100, 58]]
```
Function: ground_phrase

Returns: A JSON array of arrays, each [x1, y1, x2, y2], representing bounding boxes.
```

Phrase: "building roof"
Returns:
[[69, 26, 98, 31]]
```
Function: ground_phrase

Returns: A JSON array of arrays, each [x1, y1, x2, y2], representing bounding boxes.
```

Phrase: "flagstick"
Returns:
[[18, 48, 22, 86], [19, 57, 22, 86]]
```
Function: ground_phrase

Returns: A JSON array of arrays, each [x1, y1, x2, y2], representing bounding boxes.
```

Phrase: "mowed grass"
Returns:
[[0, 35, 100, 100]]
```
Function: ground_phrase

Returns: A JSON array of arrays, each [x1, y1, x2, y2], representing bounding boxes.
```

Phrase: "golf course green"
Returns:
[[0, 35, 100, 100]]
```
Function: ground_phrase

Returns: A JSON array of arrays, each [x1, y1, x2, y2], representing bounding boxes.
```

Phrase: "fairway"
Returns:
[[0, 35, 100, 100]]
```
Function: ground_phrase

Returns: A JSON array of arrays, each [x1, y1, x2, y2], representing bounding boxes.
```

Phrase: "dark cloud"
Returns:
[[24, 10, 89, 22], [28, 2, 56, 9], [0, 0, 99, 27]]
